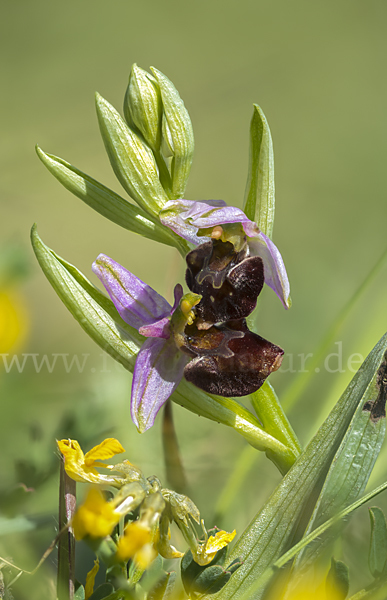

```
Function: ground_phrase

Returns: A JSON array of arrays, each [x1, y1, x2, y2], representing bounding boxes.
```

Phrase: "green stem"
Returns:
[[162, 400, 189, 495], [57, 456, 76, 600], [250, 381, 302, 459]]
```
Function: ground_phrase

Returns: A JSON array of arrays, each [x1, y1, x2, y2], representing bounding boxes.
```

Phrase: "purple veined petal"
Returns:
[[131, 337, 189, 432], [248, 232, 291, 309], [92, 254, 172, 329], [159, 199, 228, 245], [139, 316, 170, 339]]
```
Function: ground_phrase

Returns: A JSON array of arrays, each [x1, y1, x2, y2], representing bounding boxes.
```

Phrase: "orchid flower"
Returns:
[[159, 198, 291, 309], [93, 252, 284, 431]]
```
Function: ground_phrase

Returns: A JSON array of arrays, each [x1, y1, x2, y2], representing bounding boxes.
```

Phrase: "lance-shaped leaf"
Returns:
[[151, 68, 194, 199], [326, 558, 350, 600], [243, 104, 275, 239], [95, 93, 169, 217], [30, 226, 292, 462], [31, 225, 143, 370], [208, 332, 387, 600], [369, 507, 387, 578], [36, 146, 185, 251], [290, 354, 387, 577]]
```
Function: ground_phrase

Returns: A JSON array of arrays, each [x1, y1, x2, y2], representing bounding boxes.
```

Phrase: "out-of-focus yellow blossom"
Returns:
[[72, 487, 121, 540], [273, 581, 345, 600], [85, 558, 99, 600], [0, 289, 29, 355], [57, 438, 125, 485], [116, 521, 155, 564]]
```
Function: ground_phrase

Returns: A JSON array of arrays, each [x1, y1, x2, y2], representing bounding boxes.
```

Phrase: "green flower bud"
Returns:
[[151, 67, 194, 199], [96, 92, 169, 217], [124, 64, 162, 152]]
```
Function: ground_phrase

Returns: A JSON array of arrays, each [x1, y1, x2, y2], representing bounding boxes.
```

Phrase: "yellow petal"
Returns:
[[116, 521, 152, 562], [57, 439, 113, 484], [72, 488, 120, 540], [84, 438, 125, 466], [85, 558, 99, 600], [204, 529, 236, 555], [135, 543, 158, 569]]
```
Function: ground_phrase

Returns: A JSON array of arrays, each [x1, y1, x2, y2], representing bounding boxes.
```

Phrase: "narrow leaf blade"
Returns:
[[292, 354, 387, 573], [209, 333, 387, 600], [243, 104, 275, 239], [369, 507, 387, 577], [36, 146, 179, 248]]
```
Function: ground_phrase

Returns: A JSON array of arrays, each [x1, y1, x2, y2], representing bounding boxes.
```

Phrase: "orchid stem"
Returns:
[[250, 381, 302, 460], [162, 400, 189, 495], [57, 455, 76, 600]]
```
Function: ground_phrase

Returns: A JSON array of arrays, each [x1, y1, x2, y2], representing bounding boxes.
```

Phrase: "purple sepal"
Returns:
[[92, 254, 172, 329], [248, 232, 291, 309], [131, 337, 189, 432], [160, 199, 291, 309], [160, 199, 228, 245]]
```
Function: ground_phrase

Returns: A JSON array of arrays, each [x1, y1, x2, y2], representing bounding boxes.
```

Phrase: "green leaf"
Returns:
[[208, 333, 387, 600], [193, 565, 231, 594], [291, 354, 387, 574], [151, 68, 194, 199], [242, 478, 387, 600], [95, 93, 169, 217], [31, 224, 142, 371], [243, 104, 275, 238], [74, 585, 85, 600], [369, 507, 387, 577], [326, 557, 350, 600], [36, 146, 183, 251], [147, 571, 177, 600]]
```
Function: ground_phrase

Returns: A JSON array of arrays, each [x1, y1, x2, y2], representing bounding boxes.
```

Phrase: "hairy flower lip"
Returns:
[[159, 198, 291, 309]]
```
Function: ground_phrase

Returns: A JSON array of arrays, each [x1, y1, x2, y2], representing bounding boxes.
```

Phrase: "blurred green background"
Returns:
[[1, 0, 387, 597]]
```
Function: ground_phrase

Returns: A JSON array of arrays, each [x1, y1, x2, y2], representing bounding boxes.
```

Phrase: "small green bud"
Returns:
[[124, 64, 162, 152], [96, 92, 169, 217], [151, 67, 194, 199]]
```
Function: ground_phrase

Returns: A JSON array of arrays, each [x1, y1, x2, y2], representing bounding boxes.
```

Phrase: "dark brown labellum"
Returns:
[[186, 240, 264, 325], [182, 319, 284, 397]]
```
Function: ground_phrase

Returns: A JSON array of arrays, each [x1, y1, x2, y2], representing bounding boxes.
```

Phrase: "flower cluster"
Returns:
[[58, 438, 236, 570]]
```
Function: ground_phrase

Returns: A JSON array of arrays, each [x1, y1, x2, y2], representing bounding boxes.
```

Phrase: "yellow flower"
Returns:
[[0, 289, 29, 355], [116, 521, 156, 567], [85, 558, 99, 600], [72, 487, 121, 540], [57, 438, 125, 484], [194, 529, 236, 566], [272, 580, 345, 600]]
